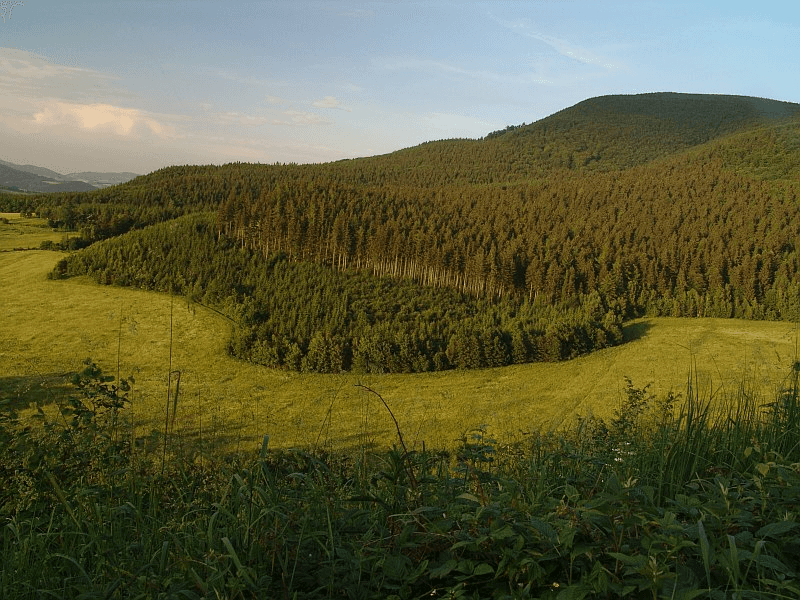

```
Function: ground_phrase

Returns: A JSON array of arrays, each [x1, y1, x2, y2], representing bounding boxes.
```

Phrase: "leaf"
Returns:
[[490, 524, 516, 540], [672, 589, 709, 600], [457, 492, 481, 504], [726, 534, 740, 582], [607, 552, 646, 567], [563, 484, 579, 500], [473, 563, 494, 576], [381, 554, 411, 580], [429, 559, 457, 579], [697, 519, 712, 590], [753, 553, 794, 576], [530, 518, 559, 544], [559, 526, 577, 549], [222, 536, 256, 588], [556, 582, 591, 600], [456, 559, 475, 574], [756, 520, 798, 538]]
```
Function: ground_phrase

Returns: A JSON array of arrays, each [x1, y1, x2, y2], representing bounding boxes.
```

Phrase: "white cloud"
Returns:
[[31, 101, 174, 137], [312, 95, 351, 111], [277, 110, 330, 126]]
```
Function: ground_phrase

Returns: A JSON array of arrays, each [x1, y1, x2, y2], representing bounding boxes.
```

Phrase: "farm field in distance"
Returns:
[[2, 216, 798, 452], [0, 211, 78, 251]]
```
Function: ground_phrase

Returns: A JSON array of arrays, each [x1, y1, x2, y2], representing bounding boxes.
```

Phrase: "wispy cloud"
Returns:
[[312, 95, 351, 111], [0, 47, 127, 102], [490, 15, 619, 71], [0, 1, 25, 24], [214, 69, 291, 90], [377, 58, 555, 85], [219, 111, 269, 126], [277, 110, 330, 126]]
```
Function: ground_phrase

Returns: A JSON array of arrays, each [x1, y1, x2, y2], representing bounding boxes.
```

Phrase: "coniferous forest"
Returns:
[[6, 92, 800, 372]]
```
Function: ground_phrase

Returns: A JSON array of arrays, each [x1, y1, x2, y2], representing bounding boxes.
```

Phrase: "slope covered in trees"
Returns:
[[33, 92, 800, 372], [52, 213, 622, 372]]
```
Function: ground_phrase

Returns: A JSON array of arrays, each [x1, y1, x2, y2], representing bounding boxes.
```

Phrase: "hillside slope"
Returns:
[[498, 92, 800, 171], [0, 163, 97, 193], [16, 92, 800, 373]]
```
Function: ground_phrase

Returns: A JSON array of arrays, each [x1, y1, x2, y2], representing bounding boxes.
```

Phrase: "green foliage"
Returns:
[[0, 193, 37, 213], [54, 213, 622, 373], [0, 362, 800, 600], [0, 360, 131, 516], [4, 363, 800, 598]]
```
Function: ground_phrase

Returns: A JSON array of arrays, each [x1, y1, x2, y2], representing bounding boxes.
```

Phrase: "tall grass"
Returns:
[[3, 361, 800, 598]]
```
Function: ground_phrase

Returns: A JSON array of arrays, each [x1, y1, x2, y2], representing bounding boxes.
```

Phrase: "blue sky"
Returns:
[[0, 0, 798, 174]]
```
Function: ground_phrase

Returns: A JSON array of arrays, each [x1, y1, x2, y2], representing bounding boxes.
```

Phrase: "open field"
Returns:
[[0, 213, 77, 251], [2, 244, 799, 452]]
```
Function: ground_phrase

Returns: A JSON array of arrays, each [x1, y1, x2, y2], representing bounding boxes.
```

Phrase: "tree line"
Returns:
[[52, 213, 623, 373]]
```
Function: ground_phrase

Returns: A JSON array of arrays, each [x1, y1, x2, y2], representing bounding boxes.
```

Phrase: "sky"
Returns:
[[0, 0, 798, 175]]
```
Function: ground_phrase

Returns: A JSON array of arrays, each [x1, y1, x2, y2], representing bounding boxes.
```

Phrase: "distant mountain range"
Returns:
[[0, 159, 139, 192]]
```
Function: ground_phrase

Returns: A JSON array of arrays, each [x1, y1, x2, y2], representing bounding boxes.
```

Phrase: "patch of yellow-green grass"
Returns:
[[2, 249, 798, 454], [0, 213, 77, 251]]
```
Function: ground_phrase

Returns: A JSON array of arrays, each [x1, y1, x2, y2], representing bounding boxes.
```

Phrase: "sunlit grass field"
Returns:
[[2, 215, 798, 452], [0, 212, 78, 251]]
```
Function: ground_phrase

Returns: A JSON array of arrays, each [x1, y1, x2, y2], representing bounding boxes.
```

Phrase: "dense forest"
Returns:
[[6, 92, 800, 372], [52, 213, 622, 372]]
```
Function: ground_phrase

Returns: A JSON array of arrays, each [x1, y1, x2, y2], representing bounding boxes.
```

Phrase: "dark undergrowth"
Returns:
[[2, 361, 800, 599]]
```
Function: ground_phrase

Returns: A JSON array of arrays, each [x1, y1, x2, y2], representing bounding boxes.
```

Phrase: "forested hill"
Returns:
[[486, 92, 800, 171], [12, 92, 800, 373], [11, 92, 800, 209], [5, 92, 797, 234]]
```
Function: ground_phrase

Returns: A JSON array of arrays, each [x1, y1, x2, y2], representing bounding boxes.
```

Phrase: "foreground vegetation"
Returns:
[[3, 359, 800, 598]]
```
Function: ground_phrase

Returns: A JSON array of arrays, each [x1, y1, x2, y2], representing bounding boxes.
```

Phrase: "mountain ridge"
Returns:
[[0, 163, 98, 193], [0, 159, 139, 190]]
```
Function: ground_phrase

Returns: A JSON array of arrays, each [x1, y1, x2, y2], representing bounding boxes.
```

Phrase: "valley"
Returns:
[[2, 229, 796, 451]]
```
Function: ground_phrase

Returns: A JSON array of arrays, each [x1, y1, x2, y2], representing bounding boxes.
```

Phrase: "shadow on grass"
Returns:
[[0, 372, 74, 411], [131, 421, 404, 458], [622, 320, 653, 344], [130, 419, 273, 458]]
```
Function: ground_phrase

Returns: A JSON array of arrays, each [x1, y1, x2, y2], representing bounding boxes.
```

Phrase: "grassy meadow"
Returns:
[[2, 215, 798, 452], [0, 212, 78, 251]]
